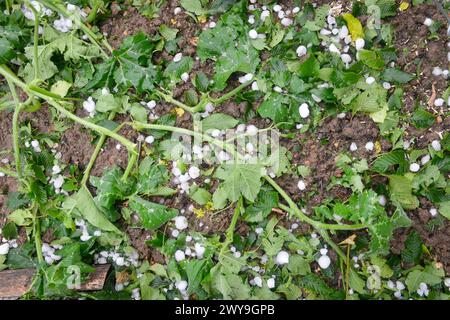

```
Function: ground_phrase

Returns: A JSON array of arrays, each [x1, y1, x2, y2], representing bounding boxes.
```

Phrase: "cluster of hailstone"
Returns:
[[25, 139, 42, 153], [42, 243, 63, 264], [409, 139, 442, 173], [317, 247, 331, 269], [53, 3, 88, 33], [250, 274, 276, 289], [171, 161, 202, 193], [199, 102, 215, 118], [75, 219, 102, 242], [247, 2, 301, 31], [22, 1, 53, 21], [82, 96, 96, 117], [387, 280, 406, 299], [139, 99, 159, 120], [173, 235, 206, 262], [0, 234, 19, 256], [94, 248, 140, 267]]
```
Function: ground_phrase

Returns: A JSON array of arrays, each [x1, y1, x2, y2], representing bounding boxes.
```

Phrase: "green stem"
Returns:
[[210, 81, 252, 105], [155, 89, 194, 113], [32, 206, 44, 265], [219, 197, 242, 256], [0, 167, 18, 178], [267, 176, 366, 231], [26, 0, 40, 81], [6, 79, 23, 180], [86, 0, 100, 23], [81, 112, 116, 185], [122, 151, 138, 181]]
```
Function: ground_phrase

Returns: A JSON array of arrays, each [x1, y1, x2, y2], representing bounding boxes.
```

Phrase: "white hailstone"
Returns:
[[311, 94, 321, 103], [209, 21, 216, 28], [0, 172, 4, 177], [396, 281, 405, 291], [176, 280, 188, 292], [273, 4, 282, 12], [116, 257, 125, 266], [382, 82, 392, 90], [349, 142, 358, 152], [53, 175, 64, 189], [417, 282, 429, 297], [409, 163, 420, 172], [355, 38, 365, 51], [234, 251, 241, 258], [101, 87, 109, 95], [339, 26, 349, 39], [188, 166, 200, 179], [181, 72, 189, 82], [246, 142, 255, 153], [327, 15, 336, 25], [53, 16, 73, 33], [429, 208, 438, 217], [52, 165, 61, 175], [145, 135, 155, 144], [174, 7, 182, 14], [432, 67, 443, 76], [174, 216, 188, 230], [296, 45, 307, 57], [244, 73, 253, 82], [448, 52, 450, 62], [281, 18, 293, 27], [273, 85, 283, 92], [423, 18, 433, 27], [296, 124, 303, 129], [366, 76, 376, 85], [248, 15, 255, 24], [298, 103, 310, 118], [365, 141, 374, 151], [249, 29, 258, 39], [442, 70, 449, 78], [255, 227, 264, 235], [172, 167, 181, 177], [320, 29, 331, 36], [246, 125, 258, 136], [211, 129, 221, 137], [297, 180, 306, 191], [278, 11, 285, 19], [173, 52, 183, 62], [194, 243, 205, 258], [431, 140, 441, 151], [83, 97, 96, 113], [344, 35, 352, 44], [267, 278, 276, 289], [185, 248, 192, 256], [292, 7, 300, 14], [444, 278, 450, 288], [175, 250, 186, 262], [434, 98, 444, 107], [145, 100, 156, 109], [341, 54, 352, 64], [253, 276, 263, 287], [318, 255, 331, 269], [421, 154, 431, 165], [251, 81, 259, 91], [320, 248, 328, 255], [329, 43, 340, 54], [80, 233, 91, 242], [0, 243, 10, 255], [115, 144, 121, 151], [275, 251, 290, 265], [171, 229, 180, 238], [261, 10, 270, 21], [332, 28, 339, 35]]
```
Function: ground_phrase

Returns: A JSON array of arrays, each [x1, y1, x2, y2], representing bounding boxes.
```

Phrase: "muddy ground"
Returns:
[[0, 1, 449, 273]]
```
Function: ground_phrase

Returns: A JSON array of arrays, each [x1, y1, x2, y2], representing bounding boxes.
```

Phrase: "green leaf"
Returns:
[[70, 186, 122, 234], [297, 55, 320, 79], [50, 80, 71, 97], [164, 56, 194, 83], [372, 149, 407, 173], [8, 209, 33, 227], [401, 231, 423, 265], [218, 164, 262, 202], [129, 195, 178, 230], [189, 186, 212, 205], [243, 188, 279, 222], [382, 68, 415, 84], [358, 50, 385, 70], [180, 0, 207, 15], [95, 93, 122, 113], [201, 113, 239, 131], [287, 255, 311, 276], [388, 175, 419, 210], [411, 108, 436, 129], [136, 158, 171, 196], [405, 264, 444, 292], [349, 269, 366, 294], [159, 25, 178, 41], [91, 167, 131, 211]]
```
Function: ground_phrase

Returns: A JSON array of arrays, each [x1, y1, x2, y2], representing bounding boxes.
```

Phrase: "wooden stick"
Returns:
[[0, 264, 111, 299]]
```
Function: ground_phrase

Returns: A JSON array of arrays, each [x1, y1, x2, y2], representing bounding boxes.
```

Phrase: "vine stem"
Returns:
[[210, 80, 252, 105], [266, 176, 367, 231], [219, 197, 242, 257], [0, 167, 18, 178], [0, 65, 137, 153], [81, 112, 116, 185], [32, 205, 44, 265], [6, 79, 23, 180]]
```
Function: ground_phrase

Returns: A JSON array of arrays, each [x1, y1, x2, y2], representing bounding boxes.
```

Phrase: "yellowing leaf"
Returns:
[[399, 2, 409, 11], [174, 107, 185, 117], [342, 13, 364, 40]]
